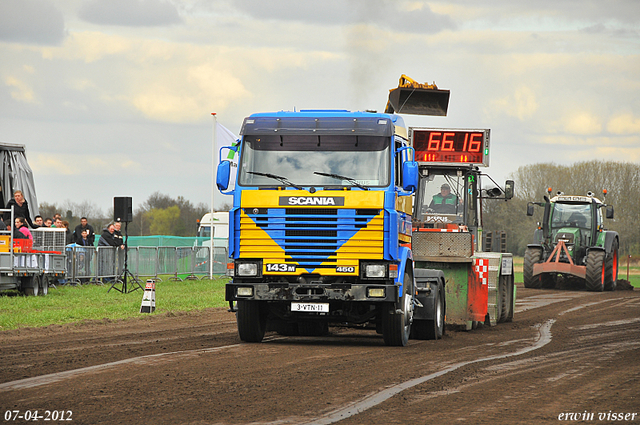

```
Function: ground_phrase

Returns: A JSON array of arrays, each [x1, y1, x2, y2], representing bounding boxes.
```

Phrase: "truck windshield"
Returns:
[[551, 203, 592, 229], [237, 135, 390, 188]]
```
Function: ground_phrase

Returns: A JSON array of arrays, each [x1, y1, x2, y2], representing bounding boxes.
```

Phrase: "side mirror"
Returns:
[[402, 160, 418, 193], [504, 180, 514, 200], [527, 203, 535, 216], [217, 160, 231, 191], [606, 205, 614, 219]]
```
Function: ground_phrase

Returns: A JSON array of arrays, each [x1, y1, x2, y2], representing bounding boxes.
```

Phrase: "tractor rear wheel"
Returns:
[[585, 250, 606, 292], [604, 239, 619, 291], [523, 247, 543, 289]]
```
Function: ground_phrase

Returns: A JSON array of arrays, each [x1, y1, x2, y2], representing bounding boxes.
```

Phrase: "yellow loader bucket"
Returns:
[[384, 74, 450, 116]]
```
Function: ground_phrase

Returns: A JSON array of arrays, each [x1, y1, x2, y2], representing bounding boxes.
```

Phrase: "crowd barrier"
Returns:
[[64, 245, 229, 285]]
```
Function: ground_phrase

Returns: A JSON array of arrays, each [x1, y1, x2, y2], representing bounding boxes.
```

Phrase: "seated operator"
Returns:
[[429, 183, 459, 214], [567, 212, 588, 228]]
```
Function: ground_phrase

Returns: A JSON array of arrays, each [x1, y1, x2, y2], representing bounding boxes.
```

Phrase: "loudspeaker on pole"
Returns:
[[114, 197, 133, 222], [140, 279, 156, 313]]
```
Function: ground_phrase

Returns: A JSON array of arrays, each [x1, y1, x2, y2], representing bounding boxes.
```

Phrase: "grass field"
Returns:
[[0, 276, 229, 331], [1, 259, 638, 331]]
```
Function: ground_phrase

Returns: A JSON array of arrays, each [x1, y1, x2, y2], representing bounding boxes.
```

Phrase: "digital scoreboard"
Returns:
[[409, 128, 490, 167]]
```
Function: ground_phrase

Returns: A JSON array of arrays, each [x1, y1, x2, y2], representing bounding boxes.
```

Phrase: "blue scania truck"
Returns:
[[216, 109, 447, 346]]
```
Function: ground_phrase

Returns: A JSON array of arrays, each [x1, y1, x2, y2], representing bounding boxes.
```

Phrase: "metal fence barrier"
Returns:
[[63, 245, 228, 285]]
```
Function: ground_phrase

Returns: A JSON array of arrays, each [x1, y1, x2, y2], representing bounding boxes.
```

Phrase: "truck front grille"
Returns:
[[240, 207, 384, 272]]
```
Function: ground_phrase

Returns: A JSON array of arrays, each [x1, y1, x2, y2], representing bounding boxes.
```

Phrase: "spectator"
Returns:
[[98, 223, 118, 247], [43, 217, 53, 227], [33, 215, 44, 228], [3, 190, 34, 228], [74, 217, 95, 245], [53, 217, 63, 228], [61, 220, 74, 245], [77, 229, 92, 246], [14, 217, 32, 240], [7, 224, 27, 239], [113, 221, 124, 249]]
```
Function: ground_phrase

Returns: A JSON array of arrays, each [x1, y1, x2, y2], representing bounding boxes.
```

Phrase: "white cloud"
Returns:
[[564, 111, 603, 135], [607, 113, 640, 135], [5, 76, 38, 103], [30, 153, 142, 176], [489, 86, 539, 120]]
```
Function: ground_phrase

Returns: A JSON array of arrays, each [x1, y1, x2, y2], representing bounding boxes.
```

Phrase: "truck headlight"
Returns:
[[237, 263, 259, 277], [365, 264, 386, 278]]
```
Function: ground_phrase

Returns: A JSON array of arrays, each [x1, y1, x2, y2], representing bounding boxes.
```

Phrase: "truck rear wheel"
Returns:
[[499, 274, 514, 323], [21, 276, 38, 296], [585, 250, 606, 292], [39, 275, 49, 296], [523, 247, 543, 289], [506, 273, 515, 322], [382, 271, 413, 346], [236, 300, 267, 342], [412, 283, 444, 340], [604, 239, 618, 291]]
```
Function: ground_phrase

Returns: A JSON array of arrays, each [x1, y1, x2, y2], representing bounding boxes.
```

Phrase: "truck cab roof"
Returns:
[[241, 110, 407, 140]]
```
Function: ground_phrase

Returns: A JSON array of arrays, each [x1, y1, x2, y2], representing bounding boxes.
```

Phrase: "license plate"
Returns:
[[291, 302, 329, 313]]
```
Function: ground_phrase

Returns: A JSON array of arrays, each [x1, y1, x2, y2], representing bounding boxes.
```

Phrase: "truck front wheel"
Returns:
[[236, 300, 267, 342], [382, 271, 413, 347]]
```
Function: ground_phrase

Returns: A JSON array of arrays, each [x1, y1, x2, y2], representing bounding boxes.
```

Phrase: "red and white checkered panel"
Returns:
[[474, 258, 489, 285]]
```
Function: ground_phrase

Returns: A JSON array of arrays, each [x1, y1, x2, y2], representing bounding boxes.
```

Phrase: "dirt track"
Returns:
[[1, 284, 639, 425]]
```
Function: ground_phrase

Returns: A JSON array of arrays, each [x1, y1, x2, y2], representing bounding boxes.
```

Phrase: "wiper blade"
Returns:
[[314, 172, 369, 190], [247, 172, 304, 190]]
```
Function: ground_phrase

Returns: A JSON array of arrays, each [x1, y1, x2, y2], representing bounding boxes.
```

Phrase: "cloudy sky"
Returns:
[[1, 0, 639, 215]]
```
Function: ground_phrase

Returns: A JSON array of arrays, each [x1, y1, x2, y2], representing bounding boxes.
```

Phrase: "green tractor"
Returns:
[[524, 189, 619, 291]]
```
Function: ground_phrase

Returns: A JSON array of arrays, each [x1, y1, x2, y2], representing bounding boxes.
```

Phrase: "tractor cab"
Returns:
[[528, 192, 613, 265], [525, 189, 619, 291], [413, 165, 477, 229]]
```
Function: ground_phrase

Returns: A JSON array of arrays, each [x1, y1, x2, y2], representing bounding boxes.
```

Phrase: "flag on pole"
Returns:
[[211, 115, 239, 279]]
